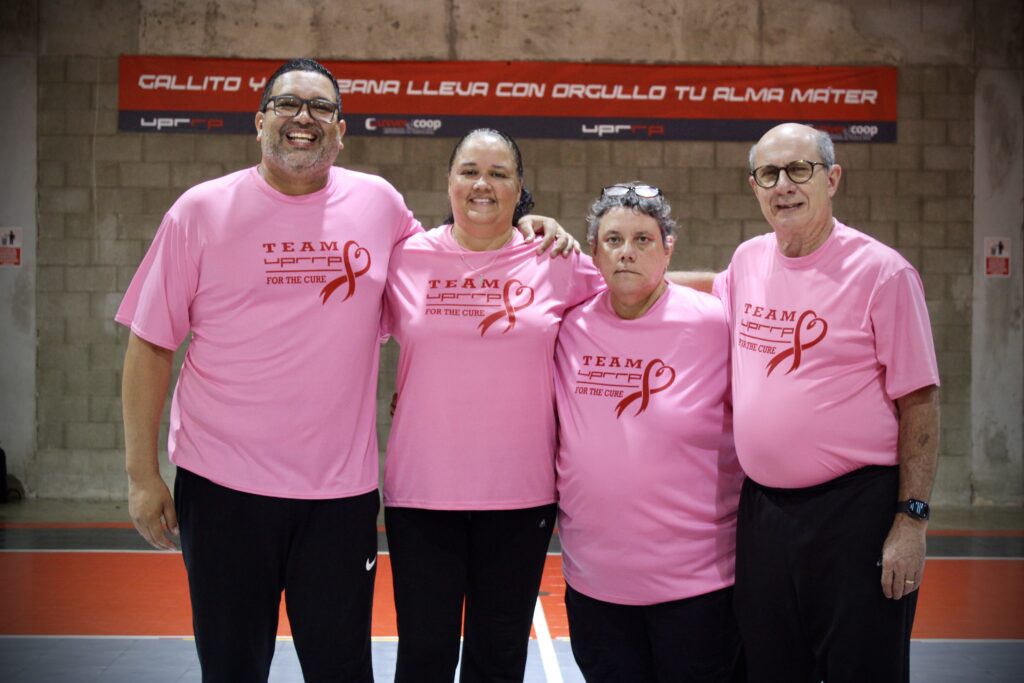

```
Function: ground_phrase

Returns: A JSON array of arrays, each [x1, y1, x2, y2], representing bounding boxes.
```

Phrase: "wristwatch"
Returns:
[[896, 499, 930, 521]]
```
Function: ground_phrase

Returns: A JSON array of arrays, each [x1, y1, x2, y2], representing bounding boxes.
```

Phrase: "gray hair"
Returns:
[[586, 182, 676, 246], [748, 127, 836, 171]]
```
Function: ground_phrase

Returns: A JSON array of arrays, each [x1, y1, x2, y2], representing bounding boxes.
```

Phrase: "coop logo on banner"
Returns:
[[119, 56, 897, 142], [364, 117, 443, 135]]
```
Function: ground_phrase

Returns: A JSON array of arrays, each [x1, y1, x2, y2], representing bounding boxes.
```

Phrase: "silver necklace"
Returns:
[[451, 226, 512, 275]]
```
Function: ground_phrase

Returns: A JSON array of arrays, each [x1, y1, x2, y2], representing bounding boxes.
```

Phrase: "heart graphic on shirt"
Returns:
[[615, 359, 676, 418], [766, 309, 828, 376], [477, 279, 535, 335], [319, 240, 371, 304]]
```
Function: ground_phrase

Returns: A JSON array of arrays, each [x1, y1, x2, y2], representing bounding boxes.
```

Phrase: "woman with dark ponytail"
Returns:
[[382, 128, 603, 682]]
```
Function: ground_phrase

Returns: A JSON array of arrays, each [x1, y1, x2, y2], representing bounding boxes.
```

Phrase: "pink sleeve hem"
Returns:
[[128, 323, 181, 352]]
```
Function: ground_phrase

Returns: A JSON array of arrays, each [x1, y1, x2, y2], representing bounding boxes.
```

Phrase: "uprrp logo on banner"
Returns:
[[119, 56, 897, 142]]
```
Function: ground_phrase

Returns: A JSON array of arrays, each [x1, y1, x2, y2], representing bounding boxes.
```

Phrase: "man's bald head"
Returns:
[[748, 124, 835, 173], [746, 123, 843, 256]]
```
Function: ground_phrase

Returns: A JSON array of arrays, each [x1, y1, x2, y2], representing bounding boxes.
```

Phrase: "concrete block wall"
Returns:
[[17, 0, 1024, 504]]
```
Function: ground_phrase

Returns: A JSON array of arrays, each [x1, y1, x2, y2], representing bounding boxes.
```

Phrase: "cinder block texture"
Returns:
[[139, 0, 450, 59], [29, 1, 1002, 506]]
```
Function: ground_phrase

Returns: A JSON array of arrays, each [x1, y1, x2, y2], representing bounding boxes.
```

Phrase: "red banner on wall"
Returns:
[[118, 56, 897, 142]]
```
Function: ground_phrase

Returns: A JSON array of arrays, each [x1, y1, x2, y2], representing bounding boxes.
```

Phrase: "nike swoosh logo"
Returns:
[[365, 556, 377, 571]]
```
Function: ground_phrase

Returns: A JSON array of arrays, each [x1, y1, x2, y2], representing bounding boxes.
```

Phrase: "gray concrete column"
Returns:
[[970, 68, 1024, 504], [0, 53, 38, 486]]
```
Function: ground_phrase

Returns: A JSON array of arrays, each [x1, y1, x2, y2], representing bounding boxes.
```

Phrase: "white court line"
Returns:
[[533, 597, 564, 683]]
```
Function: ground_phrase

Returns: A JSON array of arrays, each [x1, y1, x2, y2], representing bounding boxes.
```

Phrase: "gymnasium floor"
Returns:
[[1, 501, 1021, 682]]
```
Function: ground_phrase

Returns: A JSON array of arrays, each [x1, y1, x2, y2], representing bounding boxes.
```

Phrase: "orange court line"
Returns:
[[0, 552, 1020, 640], [913, 558, 1024, 639], [6, 522, 1019, 536], [0, 528, 136, 532], [0, 551, 396, 638]]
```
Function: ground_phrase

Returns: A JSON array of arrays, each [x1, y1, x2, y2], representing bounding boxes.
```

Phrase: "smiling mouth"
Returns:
[[775, 201, 804, 211], [284, 128, 318, 144]]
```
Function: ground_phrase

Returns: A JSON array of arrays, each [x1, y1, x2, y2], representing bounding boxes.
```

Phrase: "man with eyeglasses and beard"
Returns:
[[116, 58, 570, 681], [713, 123, 940, 682]]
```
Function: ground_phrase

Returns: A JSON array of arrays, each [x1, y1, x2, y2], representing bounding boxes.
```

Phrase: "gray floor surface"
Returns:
[[1, 637, 1022, 682]]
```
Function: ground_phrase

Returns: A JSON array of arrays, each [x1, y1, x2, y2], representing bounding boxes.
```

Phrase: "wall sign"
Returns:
[[984, 237, 1011, 278], [0, 228, 21, 267], [119, 56, 897, 142]]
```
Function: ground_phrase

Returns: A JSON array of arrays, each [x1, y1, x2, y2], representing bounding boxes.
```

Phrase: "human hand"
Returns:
[[880, 515, 926, 599], [517, 215, 580, 257], [128, 474, 179, 550]]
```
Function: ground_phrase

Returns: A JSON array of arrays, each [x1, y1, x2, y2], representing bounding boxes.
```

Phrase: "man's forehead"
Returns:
[[270, 70, 335, 97], [755, 133, 818, 163]]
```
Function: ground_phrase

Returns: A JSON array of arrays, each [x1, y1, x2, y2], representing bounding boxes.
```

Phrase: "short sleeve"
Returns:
[[712, 266, 733, 329], [870, 267, 940, 400], [566, 252, 605, 307], [114, 212, 199, 350], [393, 199, 424, 247]]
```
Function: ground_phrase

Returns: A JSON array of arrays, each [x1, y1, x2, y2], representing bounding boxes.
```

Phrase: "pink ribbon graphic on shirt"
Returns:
[[319, 240, 371, 304], [477, 279, 535, 335], [766, 309, 828, 376], [615, 359, 676, 418]]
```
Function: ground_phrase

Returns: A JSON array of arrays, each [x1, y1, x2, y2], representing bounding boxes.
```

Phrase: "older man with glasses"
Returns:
[[713, 123, 941, 682], [117, 58, 570, 682]]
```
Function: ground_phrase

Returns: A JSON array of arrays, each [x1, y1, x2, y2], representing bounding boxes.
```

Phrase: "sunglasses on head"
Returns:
[[601, 184, 662, 200]]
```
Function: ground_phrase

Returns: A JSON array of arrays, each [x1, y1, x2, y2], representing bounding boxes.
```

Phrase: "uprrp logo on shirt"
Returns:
[[574, 355, 676, 418], [261, 239, 371, 303], [423, 277, 535, 335], [736, 303, 828, 376]]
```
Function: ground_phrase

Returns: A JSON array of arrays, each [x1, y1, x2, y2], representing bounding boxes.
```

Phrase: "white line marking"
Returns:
[[533, 597, 564, 683]]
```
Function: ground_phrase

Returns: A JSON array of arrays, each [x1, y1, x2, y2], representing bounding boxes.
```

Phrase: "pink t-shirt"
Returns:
[[382, 226, 603, 510], [116, 166, 421, 498], [554, 284, 743, 605], [713, 220, 940, 489]]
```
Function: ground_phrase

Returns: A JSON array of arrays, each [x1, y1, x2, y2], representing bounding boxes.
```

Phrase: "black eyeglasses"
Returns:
[[264, 95, 340, 123], [602, 184, 662, 200], [750, 160, 829, 189]]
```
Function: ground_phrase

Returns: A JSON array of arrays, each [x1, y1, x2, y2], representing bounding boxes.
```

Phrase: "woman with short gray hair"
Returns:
[[554, 182, 744, 681]]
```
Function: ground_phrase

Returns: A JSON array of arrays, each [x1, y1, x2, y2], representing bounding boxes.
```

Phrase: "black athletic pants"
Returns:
[[175, 467, 379, 683], [733, 465, 918, 683], [565, 584, 743, 683], [385, 503, 557, 683]]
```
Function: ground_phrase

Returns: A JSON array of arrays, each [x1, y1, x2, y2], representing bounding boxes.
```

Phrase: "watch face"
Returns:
[[906, 499, 929, 519]]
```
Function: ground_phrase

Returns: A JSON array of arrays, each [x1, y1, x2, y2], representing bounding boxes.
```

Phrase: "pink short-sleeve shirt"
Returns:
[[713, 220, 940, 488], [117, 166, 421, 498], [555, 284, 743, 605], [382, 226, 603, 510]]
